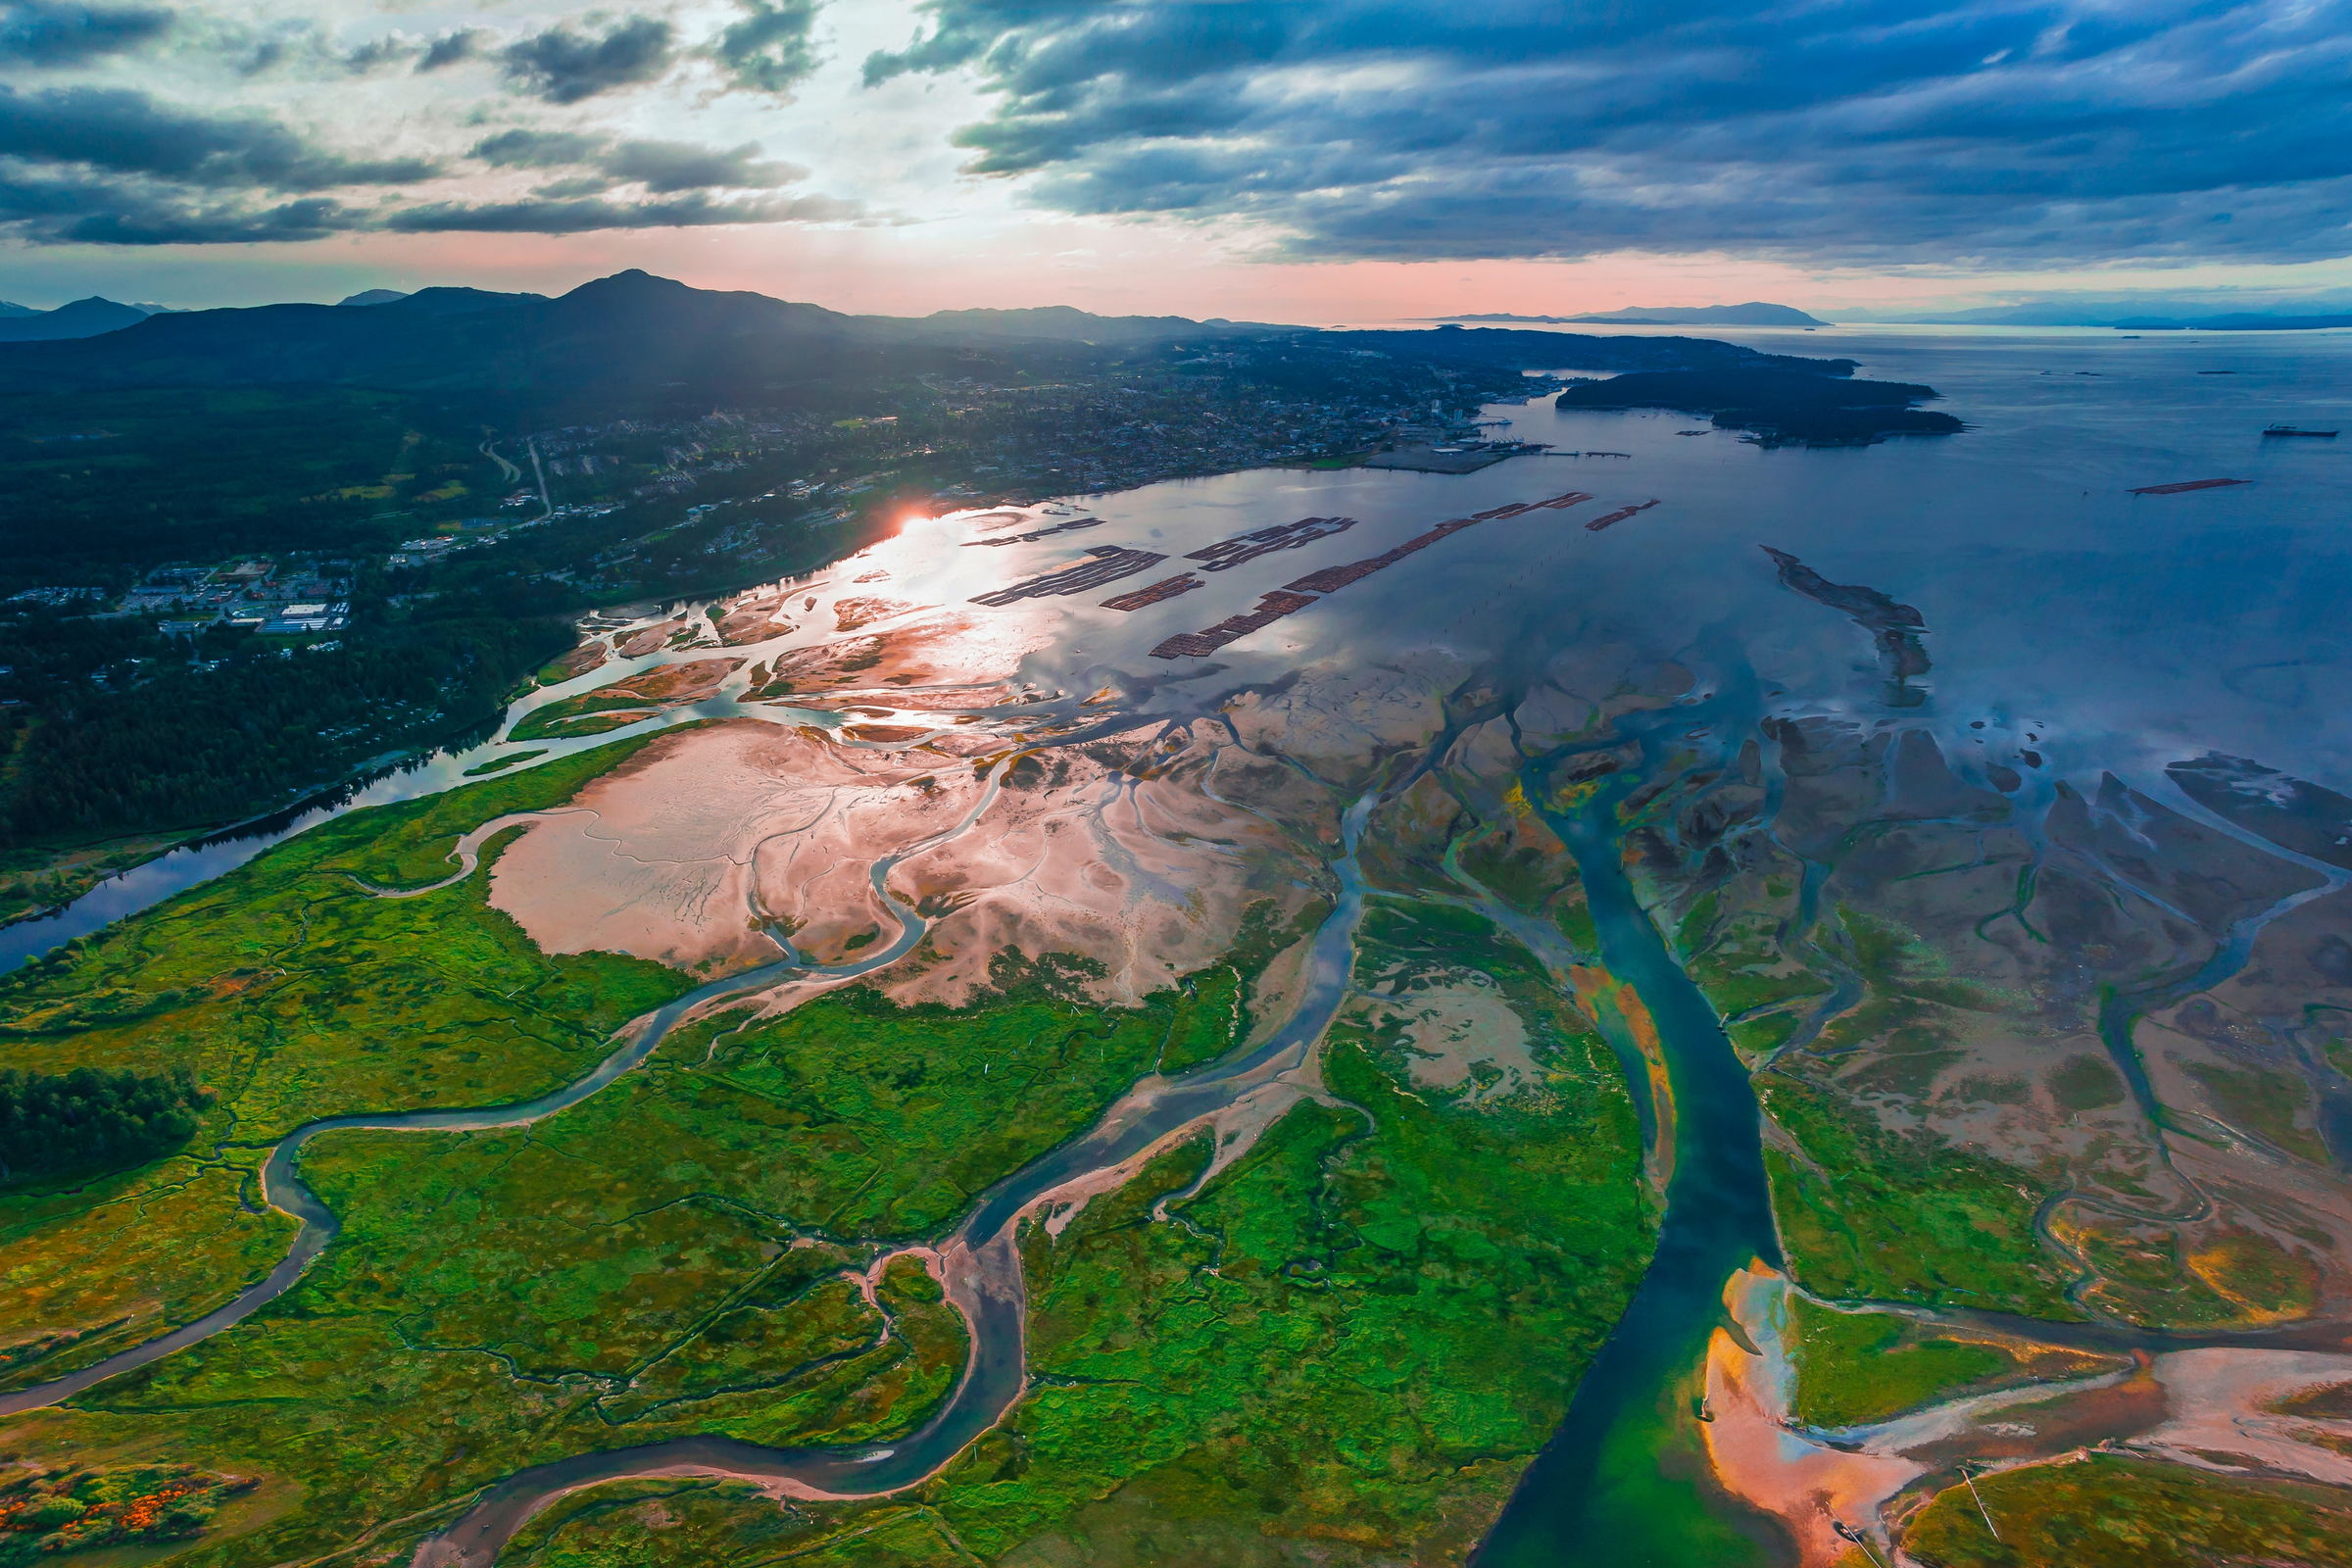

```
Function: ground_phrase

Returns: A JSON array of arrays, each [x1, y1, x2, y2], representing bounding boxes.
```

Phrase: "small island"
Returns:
[[1556, 368, 1962, 447]]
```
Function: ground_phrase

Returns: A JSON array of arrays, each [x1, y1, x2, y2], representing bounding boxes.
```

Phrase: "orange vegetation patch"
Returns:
[[615, 618, 690, 657], [608, 657, 744, 704], [552, 642, 609, 680], [714, 594, 794, 646]]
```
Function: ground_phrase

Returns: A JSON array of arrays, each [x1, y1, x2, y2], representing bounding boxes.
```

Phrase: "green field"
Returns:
[[1902, 1454, 2352, 1567]]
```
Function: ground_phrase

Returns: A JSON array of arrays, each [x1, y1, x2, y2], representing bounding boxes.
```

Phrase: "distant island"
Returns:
[[1437, 303, 1828, 327], [1557, 368, 1961, 446], [1838, 299, 2352, 330]]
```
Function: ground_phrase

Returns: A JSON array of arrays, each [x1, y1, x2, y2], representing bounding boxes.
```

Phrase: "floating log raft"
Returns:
[[2129, 477, 2250, 495], [1586, 499, 1662, 531], [971, 546, 1167, 606], [962, 516, 1103, 547], [1185, 515, 1357, 571], [1101, 573, 1203, 612], [1282, 517, 1483, 594], [1149, 488, 1601, 659], [1150, 591, 1319, 659]]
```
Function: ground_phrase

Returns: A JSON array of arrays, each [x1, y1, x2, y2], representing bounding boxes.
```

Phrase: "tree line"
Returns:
[[0, 1065, 210, 1181]]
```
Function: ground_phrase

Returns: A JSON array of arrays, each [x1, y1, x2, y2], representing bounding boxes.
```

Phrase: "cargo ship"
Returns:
[[2264, 424, 2339, 438]]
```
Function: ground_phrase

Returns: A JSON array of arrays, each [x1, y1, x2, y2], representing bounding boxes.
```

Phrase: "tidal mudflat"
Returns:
[[5, 326, 2352, 1567]]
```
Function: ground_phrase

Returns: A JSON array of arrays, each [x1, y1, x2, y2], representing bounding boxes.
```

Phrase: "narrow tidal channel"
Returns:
[[1476, 714, 1787, 1568]]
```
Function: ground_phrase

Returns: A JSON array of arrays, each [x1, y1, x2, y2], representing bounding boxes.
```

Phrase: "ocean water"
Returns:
[[990, 323, 2352, 803]]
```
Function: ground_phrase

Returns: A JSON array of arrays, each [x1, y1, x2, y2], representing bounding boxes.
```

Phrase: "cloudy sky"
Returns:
[[2, 0, 2348, 317]]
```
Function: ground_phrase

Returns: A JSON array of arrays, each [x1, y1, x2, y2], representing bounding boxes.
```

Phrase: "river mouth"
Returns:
[[1471, 688, 1792, 1568]]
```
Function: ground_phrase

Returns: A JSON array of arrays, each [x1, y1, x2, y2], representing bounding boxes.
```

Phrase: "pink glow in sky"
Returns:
[[1, 0, 2347, 318]]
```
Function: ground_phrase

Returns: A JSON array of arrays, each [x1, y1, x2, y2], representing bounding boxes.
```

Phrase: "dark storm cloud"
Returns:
[[502, 15, 674, 104], [0, 166, 857, 245], [862, 0, 2352, 267], [471, 127, 604, 169], [603, 139, 807, 191], [711, 0, 822, 95], [0, 0, 170, 66], [0, 84, 435, 188], [0, 171, 358, 242], [472, 128, 808, 191], [416, 28, 476, 73], [383, 189, 859, 233], [0, 80, 858, 245]]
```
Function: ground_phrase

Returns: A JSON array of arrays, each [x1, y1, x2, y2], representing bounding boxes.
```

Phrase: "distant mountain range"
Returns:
[[0, 297, 169, 342], [0, 270, 1852, 409], [1436, 303, 1828, 327]]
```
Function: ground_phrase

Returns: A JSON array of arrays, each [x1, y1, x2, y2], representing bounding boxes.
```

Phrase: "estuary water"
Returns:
[[13, 325, 2351, 972]]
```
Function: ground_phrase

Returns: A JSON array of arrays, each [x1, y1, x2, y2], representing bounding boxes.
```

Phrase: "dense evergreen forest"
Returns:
[[0, 598, 571, 844], [0, 1066, 209, 1181]]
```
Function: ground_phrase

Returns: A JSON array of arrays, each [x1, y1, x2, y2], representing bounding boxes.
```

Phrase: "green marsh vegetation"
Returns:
[[509, 691, 665, 744], [1756, 901, 2079, 1318], [2055, 1211, 2321, 1327], [1781, 1297, 2118, 1428], [463, 749, 548, 777], [1757, 1075, 2077, 1318], [502, 1482, 970, 1568], [2179, 1059, 2328, 1162], [281, 885, 1652, 1567], [1153, 896, 1330, 1075], [0, 1461, 258, 1564], [0, 730, 1658, 1565], [0, 768, 1408, 1562], [1675, 888, 1832, 1020], [1901, 1454, 2352, 1568], [0, 739, 692, 1390], [885, 904, 1652, 1562]]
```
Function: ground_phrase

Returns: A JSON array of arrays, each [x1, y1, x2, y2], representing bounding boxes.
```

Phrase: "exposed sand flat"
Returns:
[[833, 596, 920, 631], [486, 708, 1314, 1003], [550, 642, 610, 680], [1704, 1269, 1923, 1566], [489, 721, 962, 973], [607, 657, 744, 703], [713, 592, 794, 646], [881, 724, 1316, 1006], [1702, 1270, 2352, 1563], [1381, 975, 1542, 1105], [1513, 643, 1693, 750], [1224, 652, 1471, 788], [792, 684, 1023, 712], [615, 618, 694, 658], [2129, 1348, 2352, 1485]]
